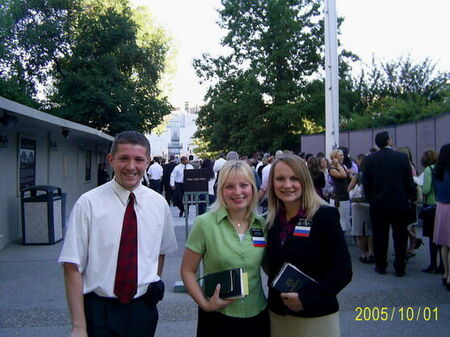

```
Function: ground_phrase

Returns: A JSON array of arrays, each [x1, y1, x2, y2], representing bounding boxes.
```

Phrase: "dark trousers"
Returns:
[[174, 182, 185, 212], [149, 179, 162, 194], [197, 307, 270, 337], [198, 194, 216, 215], [370, 207, 409, 272], [84, 293, 158, 337], [162, 179, 172, 205]]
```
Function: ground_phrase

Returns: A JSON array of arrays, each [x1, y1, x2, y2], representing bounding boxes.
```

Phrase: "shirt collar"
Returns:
[[215, 207, 264, 227], [111, 178, 144, 205]]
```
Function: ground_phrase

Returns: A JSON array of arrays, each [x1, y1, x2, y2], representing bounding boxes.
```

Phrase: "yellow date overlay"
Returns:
[[355, 306, 439, 321]]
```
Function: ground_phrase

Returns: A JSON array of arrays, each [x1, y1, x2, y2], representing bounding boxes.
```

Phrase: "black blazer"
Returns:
[[264, 206, 352, 318], [362, 148, 416, 211]]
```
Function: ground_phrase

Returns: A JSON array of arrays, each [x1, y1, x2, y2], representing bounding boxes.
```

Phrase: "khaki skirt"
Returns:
[[270, 310, 340, 337]]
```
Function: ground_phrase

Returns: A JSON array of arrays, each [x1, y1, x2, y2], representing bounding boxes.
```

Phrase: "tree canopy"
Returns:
[[194, 0, 327, 154], [0, 0, 173, 135], [193, 0, 449, 156]]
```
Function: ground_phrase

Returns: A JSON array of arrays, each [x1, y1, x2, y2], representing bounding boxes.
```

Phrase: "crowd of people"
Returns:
[[59, 129, 449, 337]]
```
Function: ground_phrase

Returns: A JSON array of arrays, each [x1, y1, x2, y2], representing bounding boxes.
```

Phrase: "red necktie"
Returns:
[[114, 192, 138, 303]]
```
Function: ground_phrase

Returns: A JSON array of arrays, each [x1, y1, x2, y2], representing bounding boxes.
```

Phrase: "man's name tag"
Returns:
[[293, 219, 312, 237], [251, 228, 266, 247]]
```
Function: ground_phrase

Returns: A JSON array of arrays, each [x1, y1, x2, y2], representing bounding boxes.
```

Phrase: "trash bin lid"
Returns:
[[21, 185, 62, 197]]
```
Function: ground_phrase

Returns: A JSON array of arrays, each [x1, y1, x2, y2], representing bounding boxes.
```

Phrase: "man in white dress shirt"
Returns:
[[170, 156, 194, 217], [147, 156, 163, 194], [59, 131, 177, 337]]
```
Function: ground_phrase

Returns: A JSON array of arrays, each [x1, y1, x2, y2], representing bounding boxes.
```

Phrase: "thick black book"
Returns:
[[270, 262, 317, 292], [201, 268, 248, 300]]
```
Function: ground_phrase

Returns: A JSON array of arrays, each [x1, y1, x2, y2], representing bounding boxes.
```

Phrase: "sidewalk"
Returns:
[[1, 206, 449, 337]]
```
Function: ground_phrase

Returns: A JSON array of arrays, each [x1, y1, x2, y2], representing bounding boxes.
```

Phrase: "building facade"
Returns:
[[0, 97, 113, 249]]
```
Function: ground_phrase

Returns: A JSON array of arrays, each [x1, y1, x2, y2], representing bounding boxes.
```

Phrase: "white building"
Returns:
[[147, 104, 199, 159]]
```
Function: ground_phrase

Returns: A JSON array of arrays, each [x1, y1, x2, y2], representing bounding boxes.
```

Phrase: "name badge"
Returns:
[[293, 219, 312, 237], [251, 228, 266, 247]]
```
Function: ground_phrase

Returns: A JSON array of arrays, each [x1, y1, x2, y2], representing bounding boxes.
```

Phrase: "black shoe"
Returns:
[[437, 266, 445, 274], [414, 238, 424, 250], [375, 267, 387, 275], [367, 255, 375, 264], [422, 265, 437, 273], [359, 256, 369, 263], [442, 277, 447, 286], [395, 270, 405, 277], [179, 211, 184, 217], [446, 283, 450, 291]]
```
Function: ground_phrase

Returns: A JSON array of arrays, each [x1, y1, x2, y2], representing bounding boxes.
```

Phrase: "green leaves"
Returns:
[[194, 0, 324, 154], [0, 0, 172, 135]]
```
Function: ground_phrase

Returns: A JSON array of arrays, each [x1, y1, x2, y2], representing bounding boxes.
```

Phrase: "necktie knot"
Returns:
[[129, 192, 135, 202]]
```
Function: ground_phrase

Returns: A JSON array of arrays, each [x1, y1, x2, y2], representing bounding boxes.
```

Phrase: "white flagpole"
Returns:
[[324, 0, 339, 157]]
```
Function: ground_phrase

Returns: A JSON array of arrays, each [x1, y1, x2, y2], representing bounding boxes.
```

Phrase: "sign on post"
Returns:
[[183, 169, 209, 192]]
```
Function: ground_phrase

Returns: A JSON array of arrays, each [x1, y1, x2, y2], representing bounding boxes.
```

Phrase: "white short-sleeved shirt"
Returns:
[[58, 179, 177, 298], [260, 163, 272, 191], [147, 162, 163, 180], [213, 158, 226, 173], [170, 163, 194, 186]]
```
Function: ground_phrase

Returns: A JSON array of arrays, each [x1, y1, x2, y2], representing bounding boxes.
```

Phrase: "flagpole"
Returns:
[[324, 0, 339, 157]]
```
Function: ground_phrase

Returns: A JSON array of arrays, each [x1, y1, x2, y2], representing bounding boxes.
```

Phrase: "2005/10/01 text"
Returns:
[[354, 307, 438, 321]]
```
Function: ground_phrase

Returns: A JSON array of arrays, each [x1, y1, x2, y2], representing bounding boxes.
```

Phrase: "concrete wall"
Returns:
[[301, 112, 450, 171]]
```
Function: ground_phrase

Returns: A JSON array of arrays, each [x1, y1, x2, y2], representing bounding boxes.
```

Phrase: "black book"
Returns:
[[271, 262, 317, 292], [200, 268, 248, 300]]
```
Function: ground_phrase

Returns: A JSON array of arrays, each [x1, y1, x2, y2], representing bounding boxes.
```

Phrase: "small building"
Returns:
[[0, 96, 113, 249]]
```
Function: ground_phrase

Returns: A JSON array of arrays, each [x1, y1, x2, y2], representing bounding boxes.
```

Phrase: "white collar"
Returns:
[[111, 179, 143, 205]]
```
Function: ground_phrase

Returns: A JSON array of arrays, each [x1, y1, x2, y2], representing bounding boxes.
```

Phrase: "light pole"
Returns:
[[324, 0, 339, 157]]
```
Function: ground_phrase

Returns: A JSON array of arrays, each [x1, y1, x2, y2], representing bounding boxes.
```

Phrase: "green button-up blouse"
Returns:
[[186, 207, 267, 318]]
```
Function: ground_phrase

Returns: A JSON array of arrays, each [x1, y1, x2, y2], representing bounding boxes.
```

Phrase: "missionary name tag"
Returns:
[[293, 219, 312, 237], [251, 228, 266, 247]]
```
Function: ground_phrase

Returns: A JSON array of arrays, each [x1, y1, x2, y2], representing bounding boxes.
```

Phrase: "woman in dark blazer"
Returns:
[[263, 153, 352, 337]]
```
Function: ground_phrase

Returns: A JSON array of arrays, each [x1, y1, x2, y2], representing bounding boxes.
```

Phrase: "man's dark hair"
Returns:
[[110, 131, 150, 158], [375, 131, 390, 148]]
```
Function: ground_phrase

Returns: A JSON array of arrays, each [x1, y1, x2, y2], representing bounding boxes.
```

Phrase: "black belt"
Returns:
[[87, 280, 164, 305]]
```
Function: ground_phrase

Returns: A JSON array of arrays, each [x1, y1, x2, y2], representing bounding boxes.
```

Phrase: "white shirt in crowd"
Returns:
[[213, 157, 226, 174], [260, 163, 272, 191], [58, 179, 177, 299], [170, 162, 194, 186], [147, 161, 163, 180]]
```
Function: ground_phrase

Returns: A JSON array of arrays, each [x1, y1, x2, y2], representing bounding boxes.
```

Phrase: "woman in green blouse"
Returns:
[[420, 149, 443, 273], [180, 160, 269, 337]]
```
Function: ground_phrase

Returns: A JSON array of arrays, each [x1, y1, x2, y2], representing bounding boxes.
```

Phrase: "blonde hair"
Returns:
[[266, 154, 326, 228], [329, 149, 343, 161], [209, 160, 258, 220]]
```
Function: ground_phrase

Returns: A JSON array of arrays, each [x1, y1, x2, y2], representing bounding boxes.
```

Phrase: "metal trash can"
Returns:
[[21, 185, 66, 245]]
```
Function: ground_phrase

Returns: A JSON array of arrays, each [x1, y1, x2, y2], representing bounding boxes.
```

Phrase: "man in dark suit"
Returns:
[[363, 131, 417, 277], [162, 155, 177, 205]]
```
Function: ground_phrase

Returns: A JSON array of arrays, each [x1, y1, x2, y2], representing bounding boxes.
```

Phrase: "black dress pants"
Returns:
[[174, 182, 185, 212], [196, 307, 270, 337], [370, 207, 409, 272], [149, 179, 162, 194], [84, 293, 158, 337]]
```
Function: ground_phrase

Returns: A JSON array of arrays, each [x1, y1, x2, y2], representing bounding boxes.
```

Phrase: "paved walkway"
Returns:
[[1, 206, 448, 337]]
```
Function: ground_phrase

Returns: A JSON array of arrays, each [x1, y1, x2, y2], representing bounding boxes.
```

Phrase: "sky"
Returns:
[[133, 0, 450, 109]]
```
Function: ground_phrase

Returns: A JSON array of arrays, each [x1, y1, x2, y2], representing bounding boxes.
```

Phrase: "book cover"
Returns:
[[201, 268, 248, 300], [270, 262, 317, 293]]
